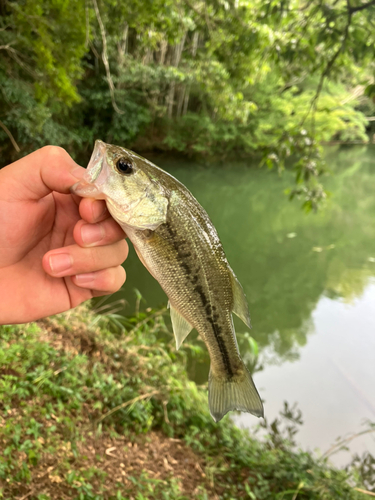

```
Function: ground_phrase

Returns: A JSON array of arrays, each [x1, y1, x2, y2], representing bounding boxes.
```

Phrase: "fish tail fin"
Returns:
[[208, 364, 264, 422]]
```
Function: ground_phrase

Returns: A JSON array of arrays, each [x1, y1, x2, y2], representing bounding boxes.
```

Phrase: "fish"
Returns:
[[72, 140, 264, 422]]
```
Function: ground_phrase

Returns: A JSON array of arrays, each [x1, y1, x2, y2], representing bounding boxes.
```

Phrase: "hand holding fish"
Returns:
[[0, 146, 128, 325]]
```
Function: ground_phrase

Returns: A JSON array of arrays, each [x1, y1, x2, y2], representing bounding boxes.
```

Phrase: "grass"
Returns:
[[0, 303, 373, 499]]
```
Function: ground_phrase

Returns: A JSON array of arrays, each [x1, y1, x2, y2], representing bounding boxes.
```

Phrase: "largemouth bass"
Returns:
[[72, 140, 264, 422]]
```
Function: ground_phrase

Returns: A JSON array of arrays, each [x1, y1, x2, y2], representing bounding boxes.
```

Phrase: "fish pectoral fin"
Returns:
[[229, 270, 251, 329], [169, 304, 193, 350]]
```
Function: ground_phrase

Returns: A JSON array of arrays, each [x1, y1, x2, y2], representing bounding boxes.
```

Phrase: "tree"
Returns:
[[0, 0, 86, 161], [1, 0, 374, 207]]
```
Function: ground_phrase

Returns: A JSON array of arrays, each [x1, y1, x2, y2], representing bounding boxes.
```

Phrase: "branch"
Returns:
[[0, 120, 20, 152], [321, 427, 375, 459], [183, 0, 217, 28], [348, 0, 375, 13], [353, 488, 375, 498], [300, 5, 352, 125], [96, 390, 159, 422], [85, 0, 90, 47], [5, 46, 38, 78], [91, 0, 124, 114]]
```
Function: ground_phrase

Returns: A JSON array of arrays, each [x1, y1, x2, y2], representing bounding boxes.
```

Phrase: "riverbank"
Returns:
[[0, 304, 371, 499]]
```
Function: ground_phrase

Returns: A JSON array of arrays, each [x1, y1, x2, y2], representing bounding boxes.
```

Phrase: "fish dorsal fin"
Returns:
[[229, 270, 251, 329], [168, 302, 193, 350]]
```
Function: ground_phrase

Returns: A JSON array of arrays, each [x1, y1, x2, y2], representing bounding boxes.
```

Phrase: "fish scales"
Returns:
[[71, 140, 264, 422], [129, 189, 241, 379]]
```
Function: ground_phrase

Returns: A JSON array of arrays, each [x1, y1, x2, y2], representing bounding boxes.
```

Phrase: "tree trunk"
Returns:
[[181, 31, 199, 116], [167, 32, 187, 119], [118, 22, 128, 65], [183, 84, 190, 116], [159, 39, 168, 66], [176, 84, 186, 119]]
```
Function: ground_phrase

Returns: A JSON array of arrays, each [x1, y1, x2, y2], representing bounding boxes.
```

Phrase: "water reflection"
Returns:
[[239, 281, 375, 465], [108, 145, 375, 366]]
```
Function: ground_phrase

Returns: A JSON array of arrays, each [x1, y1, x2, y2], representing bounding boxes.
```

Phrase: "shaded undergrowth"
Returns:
[[0, 304, 372, 499]]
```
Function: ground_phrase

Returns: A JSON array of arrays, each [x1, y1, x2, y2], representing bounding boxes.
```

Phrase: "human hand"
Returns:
[[0, 146, 128, 324]]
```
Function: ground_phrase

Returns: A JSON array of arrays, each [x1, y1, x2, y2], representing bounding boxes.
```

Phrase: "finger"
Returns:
[[79, 198, 109, 223], [4, 146, 86, 201], [43, 240, 129, 277], [71, 266, 126, 294], [73, 218, 126, 248]]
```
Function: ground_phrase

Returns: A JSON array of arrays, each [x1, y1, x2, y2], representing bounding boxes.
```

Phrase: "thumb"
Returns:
[[2, 146, 86, 201]]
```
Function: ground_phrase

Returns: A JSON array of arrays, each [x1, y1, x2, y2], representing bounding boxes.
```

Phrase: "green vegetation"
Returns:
[[0, 304, 373, 499], [1, 0, 375, 207]]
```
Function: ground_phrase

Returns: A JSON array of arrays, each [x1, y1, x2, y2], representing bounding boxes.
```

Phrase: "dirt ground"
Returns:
[[5, 429, 217, 500]]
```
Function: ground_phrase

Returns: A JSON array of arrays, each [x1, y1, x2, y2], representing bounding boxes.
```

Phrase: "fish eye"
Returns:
[[116, 157, 133, 175]]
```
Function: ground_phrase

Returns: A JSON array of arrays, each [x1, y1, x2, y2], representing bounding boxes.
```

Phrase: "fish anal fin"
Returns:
[[229, 270, 251, 329], [208, 365, 264, 422], [169, 303, 193, 350]]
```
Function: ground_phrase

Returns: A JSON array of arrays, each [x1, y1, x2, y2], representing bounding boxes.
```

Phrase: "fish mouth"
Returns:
[[87, 140, 107, 183], [71, 140, 108, 199], [71, 139, 133, 216], [71, 180, 105, 198]]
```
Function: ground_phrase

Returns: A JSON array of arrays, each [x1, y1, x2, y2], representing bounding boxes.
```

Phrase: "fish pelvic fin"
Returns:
[[229, 270, 251, 329], [168, 302, 193, 350], [208, 365, 264, 422]]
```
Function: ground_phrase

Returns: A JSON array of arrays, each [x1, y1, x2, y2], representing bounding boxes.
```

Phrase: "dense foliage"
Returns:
[[0, 304, 373, 499], [1, 0, 375, 206]]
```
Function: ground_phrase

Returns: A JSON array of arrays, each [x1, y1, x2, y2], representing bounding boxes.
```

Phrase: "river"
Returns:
[[103, 145, 375, 465]]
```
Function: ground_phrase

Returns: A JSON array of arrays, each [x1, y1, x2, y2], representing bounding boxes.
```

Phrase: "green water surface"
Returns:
[[105, 145, 375, 462]]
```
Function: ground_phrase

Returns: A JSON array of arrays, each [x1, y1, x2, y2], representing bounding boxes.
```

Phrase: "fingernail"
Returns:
[[81, 223, 104, 245], [75, 273, 95, 285], [92, 202, 108, 221], [71, 166, 86, 179], [49, 254, 72, 274]]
